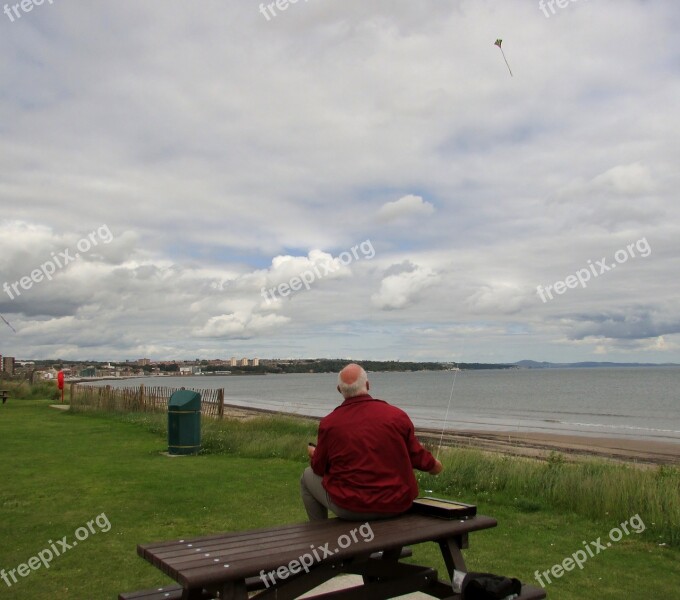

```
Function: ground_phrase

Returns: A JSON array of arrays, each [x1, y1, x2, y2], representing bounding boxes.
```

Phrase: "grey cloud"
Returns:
[[563, 309, 680, 341]]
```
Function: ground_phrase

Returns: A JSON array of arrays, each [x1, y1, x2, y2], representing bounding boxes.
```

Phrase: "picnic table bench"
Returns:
[[0, 390, 8, 404], [121, 513, 546, 600]]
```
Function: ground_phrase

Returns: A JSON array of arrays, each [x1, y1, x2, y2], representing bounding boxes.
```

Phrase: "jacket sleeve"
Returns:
[[403, 415, 436, 472], [310, 422, 329, 476]]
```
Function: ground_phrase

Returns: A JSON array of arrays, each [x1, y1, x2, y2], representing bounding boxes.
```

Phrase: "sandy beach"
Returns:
[[417, 429, 680, 466], [222, 403, 680, 466]]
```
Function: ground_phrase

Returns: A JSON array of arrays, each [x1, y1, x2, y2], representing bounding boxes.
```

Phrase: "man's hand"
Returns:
[[307, 444, 316, 459], [429, 459, 443, 475]]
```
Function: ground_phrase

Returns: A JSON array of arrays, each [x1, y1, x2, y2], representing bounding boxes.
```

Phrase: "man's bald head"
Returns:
[[337, 363, 369, 399]]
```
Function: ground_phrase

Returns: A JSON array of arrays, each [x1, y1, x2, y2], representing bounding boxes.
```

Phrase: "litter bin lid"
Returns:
[[168, 389, 201, 410]]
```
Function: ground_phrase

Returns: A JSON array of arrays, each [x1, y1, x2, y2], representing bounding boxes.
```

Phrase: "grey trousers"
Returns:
[[300, 466, 402, 521]]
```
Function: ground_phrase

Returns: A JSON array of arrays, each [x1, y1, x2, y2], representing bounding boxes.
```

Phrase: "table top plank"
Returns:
[[139, 514, 497, 589]]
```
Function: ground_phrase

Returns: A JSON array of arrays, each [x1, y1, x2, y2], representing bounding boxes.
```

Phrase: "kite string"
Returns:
[[500, 48, 513, 77], [436, 340, 465, 460], [1, 314, 16, 333]]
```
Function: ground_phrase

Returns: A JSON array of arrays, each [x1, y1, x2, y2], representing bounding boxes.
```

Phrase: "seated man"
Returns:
[[301, 363, 443, 521]]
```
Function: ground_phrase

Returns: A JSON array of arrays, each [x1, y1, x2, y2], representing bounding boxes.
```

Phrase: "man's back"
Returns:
[[311, 394, 436, 514]]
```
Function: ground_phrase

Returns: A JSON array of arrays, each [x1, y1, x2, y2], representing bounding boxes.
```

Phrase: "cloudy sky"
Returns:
[[1, 0, 679, 363]]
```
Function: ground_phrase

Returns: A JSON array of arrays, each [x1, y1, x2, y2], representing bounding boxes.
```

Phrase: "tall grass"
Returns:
[[202, 414, 319, 459], [72, 408, 319, 461], [418, 446, 680, 547], [1, 380, 61, 401], [69, 403, 680, 547]]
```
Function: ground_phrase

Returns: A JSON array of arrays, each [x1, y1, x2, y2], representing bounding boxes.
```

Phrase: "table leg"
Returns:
[[379, 546, 403, 561], [217, 579, 248, 600], [361, 545, 403, 584], [253, 562, 345, 600], [181, 588, 208, 600], [438, 536, 467, 580]]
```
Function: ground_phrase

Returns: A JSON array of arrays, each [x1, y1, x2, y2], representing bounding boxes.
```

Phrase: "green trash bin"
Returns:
[[168, 390, 201, 455]]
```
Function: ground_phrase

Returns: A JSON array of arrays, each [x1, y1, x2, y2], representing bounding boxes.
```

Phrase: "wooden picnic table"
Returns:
[[125, 513, 546, 600]]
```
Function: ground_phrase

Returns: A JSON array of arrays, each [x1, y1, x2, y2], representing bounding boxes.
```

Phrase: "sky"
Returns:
[[1, 0, 679, 364]]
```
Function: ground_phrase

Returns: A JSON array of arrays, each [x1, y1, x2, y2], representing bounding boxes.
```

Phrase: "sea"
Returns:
[[90, 368, 680, 443]]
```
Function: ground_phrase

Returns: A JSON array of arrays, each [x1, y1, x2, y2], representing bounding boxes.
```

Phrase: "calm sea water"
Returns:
[[94, 368, 680, 442]]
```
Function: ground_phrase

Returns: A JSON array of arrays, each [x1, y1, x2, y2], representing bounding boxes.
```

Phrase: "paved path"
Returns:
[[299, 574, 438, 598]]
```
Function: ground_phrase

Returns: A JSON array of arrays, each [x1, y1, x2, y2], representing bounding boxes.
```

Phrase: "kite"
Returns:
[[494, 39, 513, 77], [1, 314, 16, 333]]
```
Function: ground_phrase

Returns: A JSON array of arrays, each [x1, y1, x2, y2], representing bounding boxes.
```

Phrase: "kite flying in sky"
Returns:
[[494, 39, 513, 77]]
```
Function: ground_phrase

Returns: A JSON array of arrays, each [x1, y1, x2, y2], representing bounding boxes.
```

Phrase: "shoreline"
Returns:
[[417, 428, 680, 466], [222, 403, 680, 466]]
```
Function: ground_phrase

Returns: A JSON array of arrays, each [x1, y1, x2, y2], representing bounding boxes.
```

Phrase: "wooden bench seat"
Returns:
[[123, 514, 546, 599], [120, 549, 414, 599], [119, 585, 209, 600]]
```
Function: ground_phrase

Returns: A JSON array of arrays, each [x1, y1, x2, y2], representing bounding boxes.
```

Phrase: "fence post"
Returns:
[[69, 383, 74, 404], [218, 389, 224, 419], [139, 384, 145, 411]]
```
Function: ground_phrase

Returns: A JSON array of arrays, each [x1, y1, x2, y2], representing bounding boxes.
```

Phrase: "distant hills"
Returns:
[[515, 360, 680, 369]]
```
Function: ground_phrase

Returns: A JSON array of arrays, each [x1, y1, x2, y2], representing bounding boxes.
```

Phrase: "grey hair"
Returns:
[[337, 365, 368, 399]]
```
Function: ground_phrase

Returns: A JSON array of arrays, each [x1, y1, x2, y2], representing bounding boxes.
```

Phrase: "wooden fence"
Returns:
[[70, 383, 225, 418]]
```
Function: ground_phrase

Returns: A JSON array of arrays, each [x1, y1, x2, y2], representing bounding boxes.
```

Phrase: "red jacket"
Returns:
[[311, 394, 436, 514]]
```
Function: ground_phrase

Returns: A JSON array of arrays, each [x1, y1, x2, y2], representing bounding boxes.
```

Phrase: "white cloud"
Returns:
[[465, 283, 532, 315], [591, 163, 656, 196], [265, 250, 350, 286], [377, 195, 435, 223], [641, 336, 680, 353], [195, 313, 290, 339], [371, 264, 440, 310], [555, 162, 658, 202]]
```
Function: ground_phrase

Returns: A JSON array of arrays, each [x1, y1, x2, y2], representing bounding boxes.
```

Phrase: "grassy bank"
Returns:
[[1, 398, 678, 599], [0, 379, 61, 401], [75, 404, 680, 548]]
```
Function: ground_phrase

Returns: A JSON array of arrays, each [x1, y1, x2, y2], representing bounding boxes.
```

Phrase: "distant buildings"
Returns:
[[2, 356, 15, 375], [0, 354, 260, 380]]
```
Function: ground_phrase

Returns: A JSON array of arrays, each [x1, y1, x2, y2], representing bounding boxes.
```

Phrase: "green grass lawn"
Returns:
[[1, 399, 678, 599]]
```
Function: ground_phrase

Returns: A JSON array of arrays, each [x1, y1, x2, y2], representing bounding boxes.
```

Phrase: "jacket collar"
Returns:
[[340, 393, 374, 407]]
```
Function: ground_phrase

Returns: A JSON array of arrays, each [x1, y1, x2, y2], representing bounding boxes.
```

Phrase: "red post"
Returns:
[[57, 371, 65, 404]]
